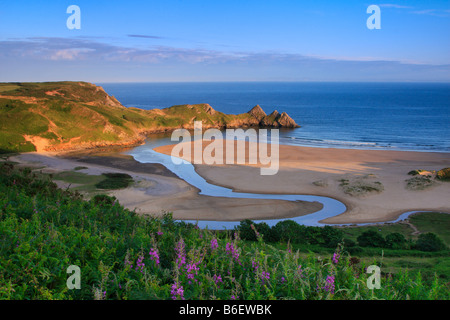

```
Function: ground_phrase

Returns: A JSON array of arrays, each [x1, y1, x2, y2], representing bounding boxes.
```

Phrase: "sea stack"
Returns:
[[247, 106, 300, 128]]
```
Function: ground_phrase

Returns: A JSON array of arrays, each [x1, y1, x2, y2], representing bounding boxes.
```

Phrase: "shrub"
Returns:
[[408, 169, 425, 176], [238, 219, 258, 241], [321, 225, 344, 248], [385, 233, 408, 249], [95, 172, 133, 189], [436, 168, 450, 181], [272, 220, 307, 244], [415, 233, 447, 252], [91, 194, 117, 206], [357, 230, 386, 247], [343, 238, 356, 248]]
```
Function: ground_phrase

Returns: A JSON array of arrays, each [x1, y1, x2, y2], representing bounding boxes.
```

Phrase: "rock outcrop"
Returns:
[[248, 106, 299, 128], [248, 105, 267, 121]]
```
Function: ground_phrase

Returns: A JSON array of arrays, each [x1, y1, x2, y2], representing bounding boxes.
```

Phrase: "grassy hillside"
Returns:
[[0, 82, 297, 153], [0, 162, 448, 300]]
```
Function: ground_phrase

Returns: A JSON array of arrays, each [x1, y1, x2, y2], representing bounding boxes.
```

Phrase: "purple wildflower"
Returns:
[[319, 275, 335, 294], [213, 274, 223, 285], [149, 248, 160, 266], [171, 283, 185, 300], [175, 238, 186, 268], [124, 255, 133, 270], [185, 261, 200, 284], [296, 265, 304, 278], [135, 255, 145, 273], [226, 242, 240, 263], [332, 252, 340, 264], [261, 271, 270, 284], [251, 259, 259, 272], [210, 238, 219, 251]]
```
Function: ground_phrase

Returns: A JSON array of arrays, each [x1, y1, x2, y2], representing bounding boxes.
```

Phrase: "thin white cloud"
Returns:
[[378, 4, 450, 17], [410, 9, 449, 17], [379, 4, 413, 9], [50, 48, 95, 61], [0, 37, 449, 82]]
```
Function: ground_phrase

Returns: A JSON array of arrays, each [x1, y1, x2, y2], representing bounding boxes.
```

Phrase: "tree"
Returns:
[[321, 226, 344, 248], [357, 230, 385, 247], [272, 220, 307, 244], [415, 233, 447, 252], [385, 232, 407, 249]]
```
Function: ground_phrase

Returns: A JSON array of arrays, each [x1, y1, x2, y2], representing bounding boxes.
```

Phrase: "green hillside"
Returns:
[[0, 82, 298, 153]]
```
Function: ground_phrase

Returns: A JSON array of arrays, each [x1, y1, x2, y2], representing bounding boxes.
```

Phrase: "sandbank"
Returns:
[[154, 140, 450, 224]]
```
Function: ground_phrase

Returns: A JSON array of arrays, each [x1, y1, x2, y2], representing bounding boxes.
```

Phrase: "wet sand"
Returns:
[[154, 140, 450, 224], [9, 151, 322, 222]]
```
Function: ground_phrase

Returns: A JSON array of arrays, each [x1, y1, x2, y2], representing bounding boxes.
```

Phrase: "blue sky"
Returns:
[[0, 0, 449, 82]]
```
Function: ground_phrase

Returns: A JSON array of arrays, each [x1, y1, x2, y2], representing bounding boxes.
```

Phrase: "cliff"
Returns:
[[0, 82, 299, 153]]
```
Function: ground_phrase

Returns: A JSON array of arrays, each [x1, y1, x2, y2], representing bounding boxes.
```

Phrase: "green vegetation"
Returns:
[[238, 218, 448, 253], [436, 168, 450, 181], [0, 163, 448, 300], [405, 176, 436, 190], [0, 81, 285, 153], [409, 212, 450, 244], [339, 177, 384, 196], [95, 173, 133, 190], [408, 169, 428, 176], [405, 168, 450, 187], [51, 170, 133, 193], [74, 166, 88, 171]]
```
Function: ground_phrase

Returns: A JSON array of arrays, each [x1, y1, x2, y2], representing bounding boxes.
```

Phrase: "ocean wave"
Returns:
[[280, 136, 450, 152]]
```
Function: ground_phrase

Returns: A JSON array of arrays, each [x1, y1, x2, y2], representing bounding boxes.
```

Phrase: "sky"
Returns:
[[0, 0, 449, 82]]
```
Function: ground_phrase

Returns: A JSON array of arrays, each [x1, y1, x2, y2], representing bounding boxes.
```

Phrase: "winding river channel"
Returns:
[[127, 138, 434, 230]]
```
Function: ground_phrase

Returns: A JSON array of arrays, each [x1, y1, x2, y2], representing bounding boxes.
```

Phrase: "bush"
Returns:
[[95, 172, 133, 189], [343, 238, 356, 248], [272, 220, 307, 244], [238, 219, 259, 241], [385, 233, 408, 249], [321, 226, 344, 248], [357, 230, 385, 247], [436, 168, 450, 181], [91, 194, 117, 206], [415, 233, 447, 252]]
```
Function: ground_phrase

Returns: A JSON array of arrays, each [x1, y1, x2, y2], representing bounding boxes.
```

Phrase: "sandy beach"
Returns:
[[154, 140, 450, 224], [8, 137, 449, 225], [9, 150, 322, 222]]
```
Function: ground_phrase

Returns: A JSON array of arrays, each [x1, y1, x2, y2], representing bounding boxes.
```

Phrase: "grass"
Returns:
[[405, 176, 436, 190], [95, 173, 133, 190], [436, 168, 450, 181], [52, 170, 133, 193], [409, 212, 450, 245], [338, 212, 450, 246], [0, 163, 448, 300], [0, 81, 277, 153], [0, 84, 20, 93], [339, 177, 384, 196]]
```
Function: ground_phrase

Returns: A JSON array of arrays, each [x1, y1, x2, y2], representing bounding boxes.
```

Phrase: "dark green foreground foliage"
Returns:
[[0, 163, 448, 300]]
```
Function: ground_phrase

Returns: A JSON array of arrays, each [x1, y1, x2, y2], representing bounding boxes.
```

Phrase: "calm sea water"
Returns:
[[99, 82, 450, 152]]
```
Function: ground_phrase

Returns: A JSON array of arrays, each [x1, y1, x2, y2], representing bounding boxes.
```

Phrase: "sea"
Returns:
[[99, 82, 450, 153]]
